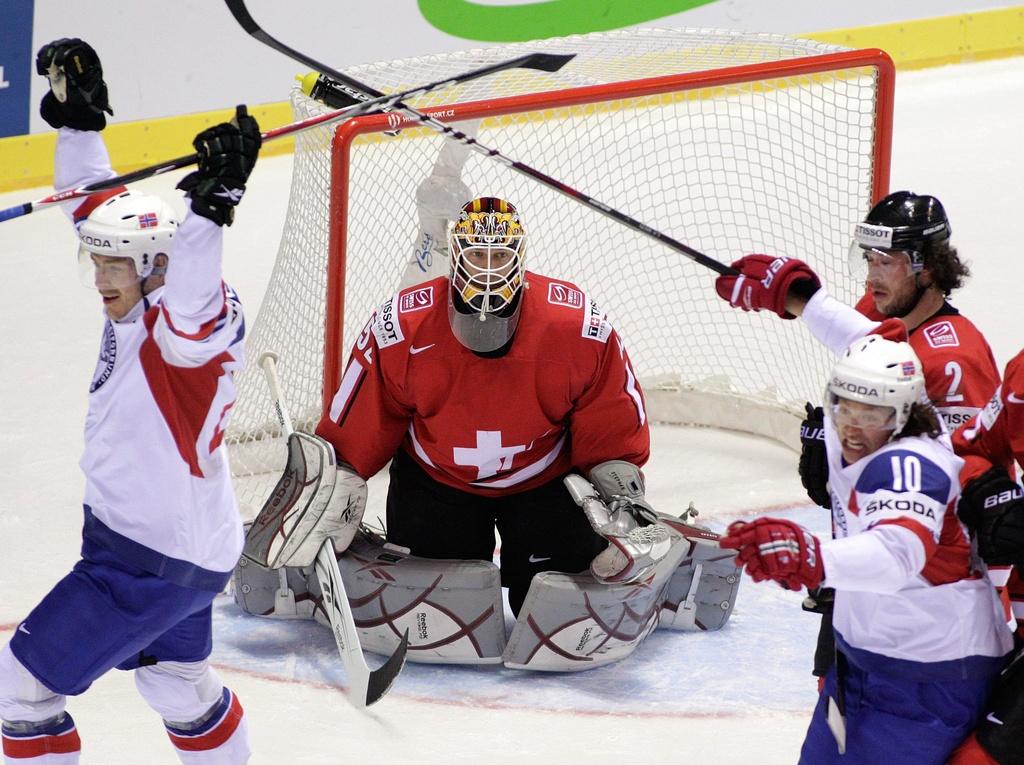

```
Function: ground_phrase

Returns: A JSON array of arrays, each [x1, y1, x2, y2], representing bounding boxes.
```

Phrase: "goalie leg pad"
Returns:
[[502, 525, 688, 671], [327, 530, 506, 665], [232, 556, 317, 619], [655, 514, 741, 632]]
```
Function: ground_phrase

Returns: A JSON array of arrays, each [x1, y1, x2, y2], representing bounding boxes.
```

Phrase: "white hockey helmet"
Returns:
[[77, 189, 179, 282], [448, 197, 527, 352], [827, 335, 925, 433]]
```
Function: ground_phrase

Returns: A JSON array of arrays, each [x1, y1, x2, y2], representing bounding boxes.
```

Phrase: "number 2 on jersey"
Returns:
[[945, 360, 964, 402]]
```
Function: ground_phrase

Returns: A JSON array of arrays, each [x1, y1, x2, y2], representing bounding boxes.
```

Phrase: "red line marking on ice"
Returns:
[[213, 661, 811, 718], [718, 501, 815, 521]]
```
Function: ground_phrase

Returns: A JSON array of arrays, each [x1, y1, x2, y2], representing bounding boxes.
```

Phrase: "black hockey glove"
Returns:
[[176, 105, 262, 227], [36, 38, 112, 131], [958, 465, 1024, 566], [799, 403, 830, 509]]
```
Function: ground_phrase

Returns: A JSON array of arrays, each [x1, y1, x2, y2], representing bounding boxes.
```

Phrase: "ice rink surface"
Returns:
[[1, 57, 1022, 763]]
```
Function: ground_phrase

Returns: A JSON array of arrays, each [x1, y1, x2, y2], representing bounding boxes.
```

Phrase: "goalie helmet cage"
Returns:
[[226, 28, 894, 515]]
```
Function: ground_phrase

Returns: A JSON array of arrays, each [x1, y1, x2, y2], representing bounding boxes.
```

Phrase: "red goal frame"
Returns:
[[321, 48, 895, 414]]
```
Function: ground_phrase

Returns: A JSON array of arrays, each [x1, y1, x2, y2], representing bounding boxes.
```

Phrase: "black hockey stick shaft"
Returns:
[[223, 0, 737, 276], [1, 53, 567, 225]]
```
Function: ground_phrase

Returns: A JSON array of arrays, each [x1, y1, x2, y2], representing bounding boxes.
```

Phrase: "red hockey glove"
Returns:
[[714, 254, 821, 319], [720, 517, 824, 591], [869, 318, 909, 342]]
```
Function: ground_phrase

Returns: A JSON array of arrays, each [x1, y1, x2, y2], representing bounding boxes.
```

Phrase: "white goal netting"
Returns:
[[226, 28, 893, 516]]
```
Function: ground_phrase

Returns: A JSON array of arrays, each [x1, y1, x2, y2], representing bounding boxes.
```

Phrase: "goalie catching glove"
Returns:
[[564, 460, 673, 584]]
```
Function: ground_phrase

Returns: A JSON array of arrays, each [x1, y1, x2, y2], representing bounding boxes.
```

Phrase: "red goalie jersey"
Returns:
[[316, 273, 650, 495]]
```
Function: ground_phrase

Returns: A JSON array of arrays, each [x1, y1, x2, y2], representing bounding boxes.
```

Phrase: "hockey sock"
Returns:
[[163, 688, 250, 764], [2, 712, 81, 763]]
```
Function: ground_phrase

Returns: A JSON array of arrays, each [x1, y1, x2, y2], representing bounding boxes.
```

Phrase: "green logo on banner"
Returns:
[[419, 0, 718, 42]]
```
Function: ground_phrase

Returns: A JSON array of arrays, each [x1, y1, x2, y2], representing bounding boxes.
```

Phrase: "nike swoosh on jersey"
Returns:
[[528, 554, 552, 563], [1007, 392, 1024, 404], [17, 624, 30, 635], [986, 713, 1004, 725], [410, 344, 436, 355]]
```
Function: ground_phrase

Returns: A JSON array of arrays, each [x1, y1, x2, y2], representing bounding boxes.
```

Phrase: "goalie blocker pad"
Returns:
[[655, 513, 741, 633], [242, 431, 337, 568], [503, 523, 689, 671]]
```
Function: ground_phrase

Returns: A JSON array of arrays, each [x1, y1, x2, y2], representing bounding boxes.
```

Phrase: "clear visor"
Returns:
[[451, 243, 524, 316], [830, 396, 897, 430], [847, 243, 921, 281], [78, 247, 140, 290]]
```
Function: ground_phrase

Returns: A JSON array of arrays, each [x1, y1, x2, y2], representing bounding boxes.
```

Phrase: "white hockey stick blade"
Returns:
[[314, 539, 409, 707]]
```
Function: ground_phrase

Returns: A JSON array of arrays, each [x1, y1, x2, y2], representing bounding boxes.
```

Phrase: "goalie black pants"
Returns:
[[385, 448, 606, 615]]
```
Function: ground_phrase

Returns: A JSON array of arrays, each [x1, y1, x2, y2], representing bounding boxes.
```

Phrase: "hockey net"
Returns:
[[226, 28, 894, 516]]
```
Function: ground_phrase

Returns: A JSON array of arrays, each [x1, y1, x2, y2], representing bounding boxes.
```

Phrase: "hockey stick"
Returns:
[[0, 55, 572, 225], [255, 351, 408, 707], [314, 539, 408, 707], [223, 0, 737, 276]]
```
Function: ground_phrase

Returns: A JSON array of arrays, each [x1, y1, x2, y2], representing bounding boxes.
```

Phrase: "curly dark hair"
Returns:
[[923, 241, 970, 295], [897, 402, 943, 439]]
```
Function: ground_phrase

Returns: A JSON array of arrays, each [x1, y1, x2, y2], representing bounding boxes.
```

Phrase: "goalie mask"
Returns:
[[448, 197, 526, 352], [826, 335, 925, 435], [77, 189, 178, 287]]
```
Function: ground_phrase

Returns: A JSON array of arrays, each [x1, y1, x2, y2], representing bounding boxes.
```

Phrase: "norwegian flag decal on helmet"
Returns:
[[138, 212, 159, 229]]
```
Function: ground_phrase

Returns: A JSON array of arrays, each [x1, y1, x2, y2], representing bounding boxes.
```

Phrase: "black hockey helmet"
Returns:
[[850, 191, 951, 271]]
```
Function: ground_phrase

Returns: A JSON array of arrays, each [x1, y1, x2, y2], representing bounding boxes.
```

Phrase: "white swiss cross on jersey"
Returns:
[[453, 431, 527, 480]]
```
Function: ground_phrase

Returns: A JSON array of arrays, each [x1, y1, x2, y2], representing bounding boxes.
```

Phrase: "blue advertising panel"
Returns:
[[0, 0, 34, 137]]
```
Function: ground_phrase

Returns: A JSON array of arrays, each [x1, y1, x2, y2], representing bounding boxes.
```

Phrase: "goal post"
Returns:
[[226, 29, 895, 516]]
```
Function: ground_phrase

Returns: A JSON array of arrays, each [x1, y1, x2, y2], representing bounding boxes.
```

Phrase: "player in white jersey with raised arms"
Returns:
[[719, 335, 1012, 763], [0, 39, 259, 763]]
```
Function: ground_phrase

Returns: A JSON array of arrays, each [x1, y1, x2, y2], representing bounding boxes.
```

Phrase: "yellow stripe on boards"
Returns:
[[0, 102, 294, 194], [804, 6, 1024, 71], [2, 7, 1022, 194]]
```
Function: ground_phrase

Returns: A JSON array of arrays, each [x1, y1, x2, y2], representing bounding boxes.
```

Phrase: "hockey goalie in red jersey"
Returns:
[[315, 197, 652, 614]]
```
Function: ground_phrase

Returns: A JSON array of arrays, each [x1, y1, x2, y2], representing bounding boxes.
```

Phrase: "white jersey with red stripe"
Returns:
[[60, 127, 245, 578], [80, 267, 245, 575], [821, 419, 1012, 666], [316, 273, 650, 495]]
